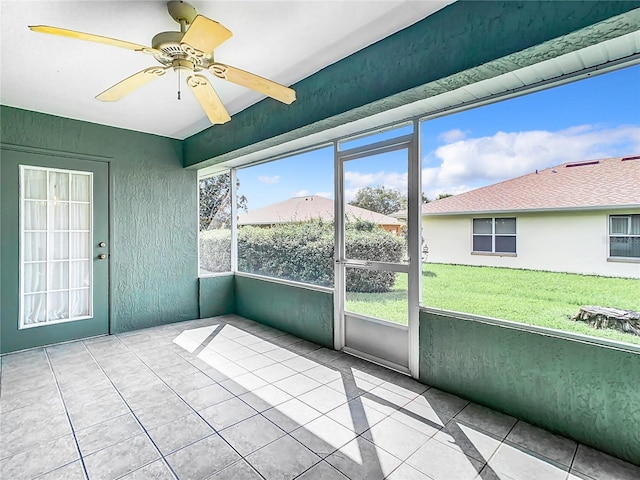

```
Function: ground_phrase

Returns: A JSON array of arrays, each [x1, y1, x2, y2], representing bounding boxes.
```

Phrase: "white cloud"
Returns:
[[343, 170, 408, 203], [259, 175, 280, 184], [344, 171, 407, 191], [424, 124, 640, 189], [315, 192, 332, 198], [438, 128, 467, 143], [291, 189, 309, 197]]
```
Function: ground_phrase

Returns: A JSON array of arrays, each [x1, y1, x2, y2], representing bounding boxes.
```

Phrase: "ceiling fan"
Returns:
[[29, 1, 296, 125]]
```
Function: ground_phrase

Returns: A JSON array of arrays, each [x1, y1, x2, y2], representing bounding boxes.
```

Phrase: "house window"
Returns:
[[609, 214, 640, 258], [472, 217, 516, 254]]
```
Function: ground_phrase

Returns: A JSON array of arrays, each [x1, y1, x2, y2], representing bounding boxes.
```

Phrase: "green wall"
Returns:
[[183, 1, 640, 167], [419, 311, 640, 465], [199, 275, 235, 318], [0, 106, 199, 352], [234, 276, 333, 348]]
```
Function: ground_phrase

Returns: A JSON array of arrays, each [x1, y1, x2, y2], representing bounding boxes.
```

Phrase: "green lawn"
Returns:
[[346, 263, 640, 345]]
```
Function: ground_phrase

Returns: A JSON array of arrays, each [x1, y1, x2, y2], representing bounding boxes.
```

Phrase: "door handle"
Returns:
[[97, 254, 107, 260]]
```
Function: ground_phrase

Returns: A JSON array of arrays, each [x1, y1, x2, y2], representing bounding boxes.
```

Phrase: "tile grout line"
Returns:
[[80, 340, 181, 480], [567, 441, 581, 480], [42, 347, 91, 480], [117, 320, 430, 479], [113, 323, 342, 479], [110, 329, 270, 480]]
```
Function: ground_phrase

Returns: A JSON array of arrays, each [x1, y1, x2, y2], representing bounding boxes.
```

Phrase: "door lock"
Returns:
[[98, 242, 106, 248], [97, 254, 107, 260]]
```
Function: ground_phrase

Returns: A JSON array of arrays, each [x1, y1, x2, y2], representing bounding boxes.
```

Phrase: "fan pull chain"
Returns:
[[177, 67, 181, 100]]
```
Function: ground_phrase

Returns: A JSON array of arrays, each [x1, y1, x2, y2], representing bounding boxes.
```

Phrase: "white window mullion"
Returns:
[[46, 169, 51, 324]]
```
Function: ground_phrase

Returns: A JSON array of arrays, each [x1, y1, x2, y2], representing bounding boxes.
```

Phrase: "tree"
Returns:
[[436, 193, 453, 200], [199, 174, 247, 231], [349, 185, 407, 215]]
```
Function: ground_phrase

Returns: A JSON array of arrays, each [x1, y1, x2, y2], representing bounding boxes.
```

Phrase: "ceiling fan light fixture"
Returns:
[[172, 59, 195, 74]]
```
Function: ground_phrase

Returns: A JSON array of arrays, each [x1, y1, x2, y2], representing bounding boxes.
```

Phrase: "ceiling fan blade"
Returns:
[[187, 75, 231, 124], [180, 15, 232, 57], [210, 64, 296, 105], [96, 67, 169, 102], [29, 25, 161, 56]]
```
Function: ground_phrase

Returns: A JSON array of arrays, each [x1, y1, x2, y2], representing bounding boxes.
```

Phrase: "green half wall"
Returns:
[[419, 311, 640, 465]]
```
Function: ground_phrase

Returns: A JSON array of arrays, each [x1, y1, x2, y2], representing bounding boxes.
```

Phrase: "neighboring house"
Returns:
[[420, 156, 640, 278], [238, 195, 404, 234]]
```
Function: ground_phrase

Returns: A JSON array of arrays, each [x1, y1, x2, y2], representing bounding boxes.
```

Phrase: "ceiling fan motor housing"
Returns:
[[152, 31, 209, 69]]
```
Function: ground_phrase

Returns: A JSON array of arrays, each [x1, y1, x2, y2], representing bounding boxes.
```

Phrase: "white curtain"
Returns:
[[22, 168, 91, 325]]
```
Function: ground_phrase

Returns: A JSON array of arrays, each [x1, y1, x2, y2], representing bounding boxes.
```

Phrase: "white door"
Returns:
[[334, 126, 421, 375]]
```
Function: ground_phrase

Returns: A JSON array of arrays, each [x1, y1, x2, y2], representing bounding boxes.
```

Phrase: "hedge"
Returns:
[[199, 221, 404, 292]]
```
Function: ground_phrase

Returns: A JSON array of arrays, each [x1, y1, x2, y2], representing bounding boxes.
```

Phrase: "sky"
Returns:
[[236, 64, 640, 211]]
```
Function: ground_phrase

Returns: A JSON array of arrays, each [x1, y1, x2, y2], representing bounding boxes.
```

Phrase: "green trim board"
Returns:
[[1, 106, 199, 352], [183, 1, 640, 168], [199, 274, 235, 318], [234, 275, 334, 348], [419, 310, 640, 466]]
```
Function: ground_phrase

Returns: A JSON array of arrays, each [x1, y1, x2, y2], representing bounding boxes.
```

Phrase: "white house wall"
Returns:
[[423, 210, 640, 279]]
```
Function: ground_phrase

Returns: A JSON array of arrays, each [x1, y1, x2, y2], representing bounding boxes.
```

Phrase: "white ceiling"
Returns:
[[0, 0, 453, 139]]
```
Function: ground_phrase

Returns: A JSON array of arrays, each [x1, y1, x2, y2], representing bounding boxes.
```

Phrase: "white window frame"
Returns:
[[609, 214, 640, 259], [19, 165, 94, 329], [472, 217, 517, 255]]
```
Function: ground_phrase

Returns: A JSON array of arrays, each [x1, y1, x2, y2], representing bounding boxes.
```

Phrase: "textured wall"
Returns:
[[234, 276, 334, 348], [419, 311, 640, 465], [199, 275, 235, 318], [183, 1, 640, 167], [0, 106, 199, 345]]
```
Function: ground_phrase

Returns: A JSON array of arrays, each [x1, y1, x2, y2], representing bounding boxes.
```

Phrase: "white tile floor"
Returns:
[[1, 314, 638, 480]]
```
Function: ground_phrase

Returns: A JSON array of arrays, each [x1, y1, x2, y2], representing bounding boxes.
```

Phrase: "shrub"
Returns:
[[200, 220, 404, 292], [199, 229, 231, 272]]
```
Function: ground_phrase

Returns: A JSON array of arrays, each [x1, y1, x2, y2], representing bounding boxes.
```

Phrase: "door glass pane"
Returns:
[[49, 261, 69, 290], [48, 291, 69, 320], [70, 233, 90, 259], [24, 233, 47, 261], [24, 263, 46, 293], [344, 150, 408, 262], [51, 233, 69, 260], [70, 203, 90, 230], [49, 171, 69, 201], [24, 201, 47, 230], [24, 169, 47, 199], [20, 166, 93, 327], [345, 267, 408, 326], [23, 294, 47, 325], [70, 261, 91, 288], [70, 174, 90, 202], [70, 289, 90, 317], [49, 202, 69, 230]]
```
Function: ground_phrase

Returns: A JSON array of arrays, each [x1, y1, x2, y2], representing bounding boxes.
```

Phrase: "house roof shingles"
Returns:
[[238, 195, 403, 225], [422, 156, 640, 216]]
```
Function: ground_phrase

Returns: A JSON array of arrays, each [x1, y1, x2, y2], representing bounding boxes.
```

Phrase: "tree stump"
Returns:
[[573, 306, 640, 337]]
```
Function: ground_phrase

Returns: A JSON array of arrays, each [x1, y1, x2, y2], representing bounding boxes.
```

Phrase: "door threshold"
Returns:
[[342, 346, 411, 376]]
